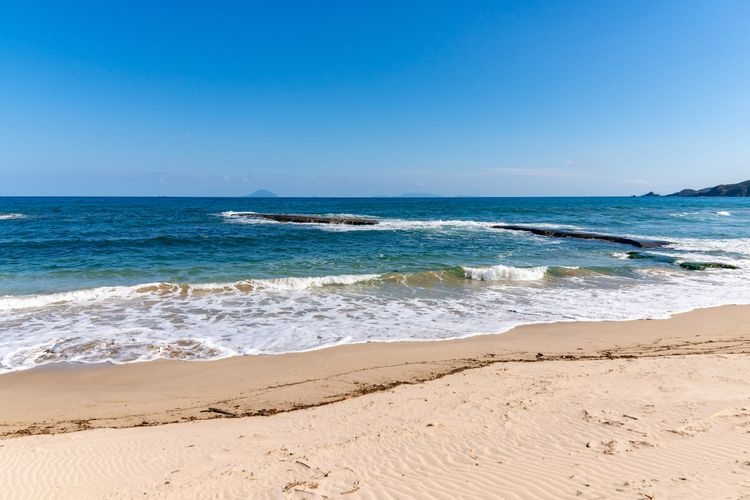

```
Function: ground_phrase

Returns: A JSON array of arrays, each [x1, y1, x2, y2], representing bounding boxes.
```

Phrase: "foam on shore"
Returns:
[[2, 255, 749, 372]]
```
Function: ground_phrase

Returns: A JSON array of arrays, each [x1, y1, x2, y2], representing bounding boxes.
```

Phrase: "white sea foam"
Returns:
[[1, 336, 238, 372], [669, 210, 734, 219], [462, 264, 548, 281], [0, 273, 382, 312], [669, 211, 701, 218], [330, 218, 498, 232], [667, 237, 750, 257], [2, 258, 749, 372], [219, 210, 261, 219], [0, 286, 140, 311], [646, 249, 747, 268], [509, 222, 584, 230], [0, 213, 25, 220], [243, 273, 381, 291], [2, 260, 749, 374], [220, 211, 255, 216], [219, 211, 596, 235], [3, 227, 750, 372]]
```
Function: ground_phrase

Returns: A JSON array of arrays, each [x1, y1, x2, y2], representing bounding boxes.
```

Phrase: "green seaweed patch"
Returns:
[[678, 262, 740, 271]]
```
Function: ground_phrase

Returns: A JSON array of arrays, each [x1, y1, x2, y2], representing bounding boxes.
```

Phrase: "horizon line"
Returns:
[[0, 194, 656, 199]]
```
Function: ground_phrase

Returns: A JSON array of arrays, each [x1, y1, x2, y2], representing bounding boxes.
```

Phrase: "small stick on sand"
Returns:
[[205, 407, 236, 417]]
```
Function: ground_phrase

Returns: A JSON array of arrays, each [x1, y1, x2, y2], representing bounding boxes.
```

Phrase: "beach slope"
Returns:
[[0, 306, 748, 498]]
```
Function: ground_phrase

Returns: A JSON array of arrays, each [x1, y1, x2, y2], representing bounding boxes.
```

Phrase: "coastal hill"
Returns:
[[245, 189, 278, 198], [642, 180, 750, 197], [668, 179, 750, 197]]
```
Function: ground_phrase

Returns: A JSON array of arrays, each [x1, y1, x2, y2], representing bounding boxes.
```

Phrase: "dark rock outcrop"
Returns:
[[625, 251, 677, 264], [625, 252, 739, 271], [233, 213, 378, 225], [492, 224, 671, 248], [668, 180, 750, 197], [678, 262, 739, 271], [640, 191, 661, 197]]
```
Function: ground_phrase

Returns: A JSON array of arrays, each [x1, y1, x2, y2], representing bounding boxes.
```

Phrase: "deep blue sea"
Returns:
[[1, 196, 749, 372]]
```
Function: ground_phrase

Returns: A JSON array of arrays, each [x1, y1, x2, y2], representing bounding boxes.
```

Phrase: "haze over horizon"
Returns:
[[1, 1, 749, 197]]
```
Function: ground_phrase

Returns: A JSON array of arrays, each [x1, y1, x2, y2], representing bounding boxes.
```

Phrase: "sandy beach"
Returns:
[[4, 2, 750, 497], [0, 305, 748, 498]]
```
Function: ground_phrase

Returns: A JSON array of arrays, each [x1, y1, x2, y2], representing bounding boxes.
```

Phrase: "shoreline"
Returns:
[[5, 299, 749, 374], [2, 304, 748, 438]]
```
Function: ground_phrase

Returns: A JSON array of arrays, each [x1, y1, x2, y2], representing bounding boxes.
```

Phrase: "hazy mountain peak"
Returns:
[[246, 189, 278, 198]]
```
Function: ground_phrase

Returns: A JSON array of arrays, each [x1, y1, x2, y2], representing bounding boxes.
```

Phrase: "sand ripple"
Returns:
[[1, 355, 749, 499]]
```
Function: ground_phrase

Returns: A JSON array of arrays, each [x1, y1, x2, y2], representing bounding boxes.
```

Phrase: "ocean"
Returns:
[[1, 196, 749, 372]]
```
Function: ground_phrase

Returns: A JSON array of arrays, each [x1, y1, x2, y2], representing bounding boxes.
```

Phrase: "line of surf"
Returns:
[[0, 264, 567, 312]]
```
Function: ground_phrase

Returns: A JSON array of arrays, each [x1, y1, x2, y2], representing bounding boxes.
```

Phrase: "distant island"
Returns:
[[642, 179, 750, 197], [400, 193, 442, 198], [245, 189, 278, 198]]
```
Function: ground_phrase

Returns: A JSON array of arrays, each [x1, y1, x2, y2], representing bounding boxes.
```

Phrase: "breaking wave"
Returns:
[[462, 264, 548, 281], [0, 213, 25, 220], [0, 263, 613, 313], [1, 257, 749, 373], [0, 273, 382, 311]]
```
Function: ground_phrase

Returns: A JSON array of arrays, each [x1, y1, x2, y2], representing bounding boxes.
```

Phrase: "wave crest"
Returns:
[[5, 259, 710, 313], [0, 273, 382, 311], [462, 264, 548, 281], [243, 273, 380, 291], [0, 213, 25, 220]]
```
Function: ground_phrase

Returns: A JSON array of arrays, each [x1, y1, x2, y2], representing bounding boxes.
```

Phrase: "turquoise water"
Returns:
[[1, 196, 749, 371]]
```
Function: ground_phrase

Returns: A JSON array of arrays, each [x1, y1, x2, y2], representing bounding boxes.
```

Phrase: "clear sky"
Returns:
[[1, 1, 748, 196]]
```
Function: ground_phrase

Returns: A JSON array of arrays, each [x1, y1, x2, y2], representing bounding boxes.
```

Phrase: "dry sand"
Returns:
[[0, 305, 749, 498]]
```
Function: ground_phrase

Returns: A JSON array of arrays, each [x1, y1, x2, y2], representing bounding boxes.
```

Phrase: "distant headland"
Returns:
[[642, 179, 750, 197]]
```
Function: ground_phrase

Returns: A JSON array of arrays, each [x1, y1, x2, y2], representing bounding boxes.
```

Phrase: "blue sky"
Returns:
[[1, 1, 748, 196]]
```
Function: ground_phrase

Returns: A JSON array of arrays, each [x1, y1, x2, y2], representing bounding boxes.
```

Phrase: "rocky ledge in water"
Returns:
[[492, 225, 671, 248], [678, 262, 740, 271], [624, 252, 739, 271], [233, 213, 379, 225]]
